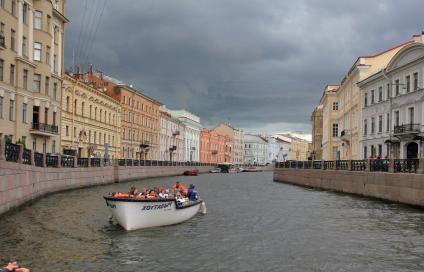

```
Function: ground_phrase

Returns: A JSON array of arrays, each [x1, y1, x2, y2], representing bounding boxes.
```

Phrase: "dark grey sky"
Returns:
[[64, 0, 424, 134]]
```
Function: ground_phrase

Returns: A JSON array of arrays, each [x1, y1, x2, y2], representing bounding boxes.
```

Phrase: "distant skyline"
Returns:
[[65, 0, 424, 134]]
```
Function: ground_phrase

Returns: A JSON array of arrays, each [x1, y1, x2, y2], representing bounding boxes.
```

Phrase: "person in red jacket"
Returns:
[[172, 181, 188, 196]]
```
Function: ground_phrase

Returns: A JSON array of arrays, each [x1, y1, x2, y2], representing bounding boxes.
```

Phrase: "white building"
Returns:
[[167, 109, 202, 162], [244, 134, 267, 165], [159, 109, 185, 162], [359, 42, 424, 159]]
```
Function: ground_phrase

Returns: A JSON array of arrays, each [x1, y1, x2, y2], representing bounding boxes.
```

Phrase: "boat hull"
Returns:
[[104, 197, 202, 231]]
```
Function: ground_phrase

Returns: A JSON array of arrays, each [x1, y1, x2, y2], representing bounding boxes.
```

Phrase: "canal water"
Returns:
[[0, 172, 424, 271]]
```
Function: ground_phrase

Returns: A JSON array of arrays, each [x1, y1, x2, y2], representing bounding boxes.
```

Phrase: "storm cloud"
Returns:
[[64, 0, 424, 133]]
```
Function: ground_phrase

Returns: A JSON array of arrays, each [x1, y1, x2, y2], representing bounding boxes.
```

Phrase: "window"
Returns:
[[395, 79, 400, 96], [81, 102, 85, 116], [45, 76, 49, 96], [0, 0, 4, 9], [52, 112, 56, 126], [89, 105, 92, 118], [406, 75, 410, 93], [66, 96, 70, 111], [34, 11, 42, 30], [363, 119, 367, 135], [94, 131, 96, 144], [0, 59, 3, 81], [46, 46, 50, 64], [332, 123, 338, 137], [394, 111, 400, 127], [371, 90, 375, 104], [74, 99, 77, 114], [332, 102, 338, 111], [364, 93, 368, 106], [0, 96, 2, 118], [386, 83, 390, 100], [52, 140, 56, 154], [66, 125, 69, 136], [11, 0, 16, 16], [33, 74, 41, 92], [99, 132, 102, 144], [22, 103, 27, 123], [9, 64, 14, 85], [23, 69, 28, 89], [11, 29, 15, 51], [22, 36, 26, 56], [378, 86, 382, 102], [9, 99, 14, 121], [74, 127, 76, 138], [34, 42, 41, 61], [378, 115, 382, 133], [53, 54, 57, 73], [386, 113, 390, 132], [413, 72, 418, 91], [409, 107, 414, 124], [378, 144, 382, 158], [53, 82, 57, 100], [371, 117, 375, 134], [22, 4, 27, 24]]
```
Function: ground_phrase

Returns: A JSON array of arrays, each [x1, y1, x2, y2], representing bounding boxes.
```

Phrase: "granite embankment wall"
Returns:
[[274, 168, 424, 207], [0, 160, 213, 215]]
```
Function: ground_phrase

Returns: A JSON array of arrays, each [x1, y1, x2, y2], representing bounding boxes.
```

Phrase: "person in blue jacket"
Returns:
[[187, 184, 198, 201]]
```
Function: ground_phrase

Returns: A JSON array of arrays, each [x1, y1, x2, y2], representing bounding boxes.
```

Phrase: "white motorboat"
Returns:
[[104, 196, 205, 231], [210, 167, 221, 173]]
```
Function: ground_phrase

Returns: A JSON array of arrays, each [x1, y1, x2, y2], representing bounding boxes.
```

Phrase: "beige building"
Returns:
[[311, 104, 323, 160], [61, 74, 121, 159], [214, 123, 244, 165], [321, 35, 422, 160], [0, 0, 67, 153], [320, 85, 339, 160], [86, 70, 161, 160]]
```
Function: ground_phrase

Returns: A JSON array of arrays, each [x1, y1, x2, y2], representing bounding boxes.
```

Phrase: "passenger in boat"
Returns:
[[129, 186, 138, 196], [159, 188, 169, 198], [0, 261, 30, 272], [172, 181, 188, 196], [187, 184, 199, 201], [147, 190, 158, 198], [138, 187, 147, 196], [175, 192, 187, 206]]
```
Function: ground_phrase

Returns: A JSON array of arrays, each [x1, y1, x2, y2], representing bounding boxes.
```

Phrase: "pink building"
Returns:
[[200, 128, 232, 163]]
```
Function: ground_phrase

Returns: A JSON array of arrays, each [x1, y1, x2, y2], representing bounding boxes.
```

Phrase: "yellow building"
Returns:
[[0, 0, 67, 153], [311, 104, 323, 160], [61, 74, 121, 159], [321, 35, 422, 160]]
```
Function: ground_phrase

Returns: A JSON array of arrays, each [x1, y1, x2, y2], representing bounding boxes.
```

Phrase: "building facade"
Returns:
[[320, 85, 339, 160], [200, 128, 231, 163], [0, 0, 67, 154], [61, 74, 121, 158], [244, 134, 267, 165], [168, 109, 201, 162], [159, 110, 185, 162], [214, 123, 244, 165], [87, 71, 161, 160], [275, 133, 310, 161], [311, 104, 323, 160], [321, 35, 422, 160], [359, 42, 424, 159]]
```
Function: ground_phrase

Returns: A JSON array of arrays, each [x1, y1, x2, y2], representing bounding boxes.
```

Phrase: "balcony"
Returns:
[[393, 124, 421, 139], [30, 123, 59, 136]]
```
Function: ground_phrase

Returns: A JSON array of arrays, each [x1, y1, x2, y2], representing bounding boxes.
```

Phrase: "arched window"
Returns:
[[66, 96, 70, 111], [74, 99, 77, 114], [89, 105, 92, 119], [100, 109, 103, 122]]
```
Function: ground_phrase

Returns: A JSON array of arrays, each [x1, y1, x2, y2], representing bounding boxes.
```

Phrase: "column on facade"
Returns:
[[17, 0, 24, 56], [50, 24, 55, 72], [28, 4, 34, 61], [58, 28, 62, 76]]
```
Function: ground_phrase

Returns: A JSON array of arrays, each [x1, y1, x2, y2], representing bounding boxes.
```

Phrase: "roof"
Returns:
[[244, 134, 268, 144]]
